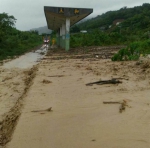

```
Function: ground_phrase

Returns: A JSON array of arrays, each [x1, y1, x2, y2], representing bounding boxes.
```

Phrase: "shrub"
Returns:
[[112, 39, 150, 61]]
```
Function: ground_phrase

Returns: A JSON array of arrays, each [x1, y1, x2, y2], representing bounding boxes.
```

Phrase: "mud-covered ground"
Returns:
[[0, 66, 38, 146], [1, 46, 150, 148], [0, 45, 45, 147]]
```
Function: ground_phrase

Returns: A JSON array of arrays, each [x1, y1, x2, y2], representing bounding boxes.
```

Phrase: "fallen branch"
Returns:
[[48, 75, 64, 77], [86, 78, 122, 86], [31, 107, 52, 112], [103, 100, 130, 113], [103, 101, 121, 104]]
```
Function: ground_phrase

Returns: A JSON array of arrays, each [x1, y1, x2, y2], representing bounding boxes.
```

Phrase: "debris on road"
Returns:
[[31, 107, 52, 113], [48, 75, 64, 77], [103, 100, 130, 113], [42, 79, 52, 84], [86, 78, 122, 86], [119, 100, 127, 113], [103, 101, 121, 104]]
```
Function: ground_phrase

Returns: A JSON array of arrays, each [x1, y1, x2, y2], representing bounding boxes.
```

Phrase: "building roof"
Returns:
[[44, 6, 93, 31]]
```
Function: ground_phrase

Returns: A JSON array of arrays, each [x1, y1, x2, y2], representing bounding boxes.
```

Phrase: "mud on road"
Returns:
[[1, 46, 150, 148], [0, 66, 38, 146]]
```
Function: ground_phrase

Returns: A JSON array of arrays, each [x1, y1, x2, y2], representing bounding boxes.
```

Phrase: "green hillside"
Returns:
[[70, 3, 150, 46], [77, 3, 150, 34], [70, 3, 150, 61]]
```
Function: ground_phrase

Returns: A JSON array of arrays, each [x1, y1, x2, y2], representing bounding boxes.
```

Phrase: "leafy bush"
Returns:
[[0, 13, 42, 61], [112, 39, 150, 61]]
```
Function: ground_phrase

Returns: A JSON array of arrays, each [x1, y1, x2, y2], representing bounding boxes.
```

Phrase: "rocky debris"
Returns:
[[142, 60, 150, 69], [45, 46, 125, 60], [85, 66, 92, 70], [119, 100, 127, 113], [42, 79, 52, 84], [2, 77, 12, 82]]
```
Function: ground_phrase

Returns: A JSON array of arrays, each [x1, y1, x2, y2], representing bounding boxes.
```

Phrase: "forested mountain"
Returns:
[[73, 3, 150, 34], [70, 3, 150, 61]]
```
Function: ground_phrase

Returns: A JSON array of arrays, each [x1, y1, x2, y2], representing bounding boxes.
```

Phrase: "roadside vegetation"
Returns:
[[112, 40, 150, 61], [70, 3, 150, 61], [70, 30, 127, 47], [0, 13, 42, 61], [1, 3, 150, 61]]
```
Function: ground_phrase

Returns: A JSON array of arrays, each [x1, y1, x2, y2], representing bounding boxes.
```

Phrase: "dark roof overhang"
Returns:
[[44, 6, 93, 30]]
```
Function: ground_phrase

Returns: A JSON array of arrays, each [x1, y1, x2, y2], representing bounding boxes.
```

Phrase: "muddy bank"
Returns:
[[0, 66, 38, 146]]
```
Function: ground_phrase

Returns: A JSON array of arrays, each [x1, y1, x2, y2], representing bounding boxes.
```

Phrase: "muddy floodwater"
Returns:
[[1, 46, 150, 148], [2, 46, 47, 69]]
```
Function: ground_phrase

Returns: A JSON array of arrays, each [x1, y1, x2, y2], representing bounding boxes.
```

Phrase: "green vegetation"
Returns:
[[70, 30, 127, 48], [1, 3, 150, 61], [0, 13, 42, 61], [76, 3, 150, 34], [112, 40, 150, 61], [70, 3, 150, 60]]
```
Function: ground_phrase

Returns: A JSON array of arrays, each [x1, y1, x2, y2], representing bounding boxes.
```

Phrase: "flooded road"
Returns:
[[1, 46, 150, 148], [2, 45, 47, 69], [0, 45, 48, 146]]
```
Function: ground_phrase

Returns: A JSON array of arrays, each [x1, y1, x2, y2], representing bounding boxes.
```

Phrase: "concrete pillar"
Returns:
[[59, 29, 60, 47], [60, 26, 62, 48], [65, 18, 70, 51], [61, 25, 64, 48], [56, 29, 60, 47], [62, 24, 66, 48]]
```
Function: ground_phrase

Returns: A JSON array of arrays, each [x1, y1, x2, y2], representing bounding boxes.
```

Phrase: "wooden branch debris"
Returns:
[[86, 78, 122, 86], [103, 101, 121, 104], [48, 75, 64, 77], [103, 100, 130, 113], [31, 107, 52, 113]]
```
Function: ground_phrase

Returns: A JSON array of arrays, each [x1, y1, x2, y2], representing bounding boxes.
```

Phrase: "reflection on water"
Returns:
[[2, 46, 47, 69]]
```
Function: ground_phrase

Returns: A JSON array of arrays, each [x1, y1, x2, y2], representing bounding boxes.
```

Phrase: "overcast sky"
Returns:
[[0, 0, 150, 31]]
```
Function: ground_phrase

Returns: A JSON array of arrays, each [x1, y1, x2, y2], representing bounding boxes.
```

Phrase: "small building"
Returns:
[[113, 19, 124, 26], [100, 26, 105, 31], [80, 30, 87, 33]]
